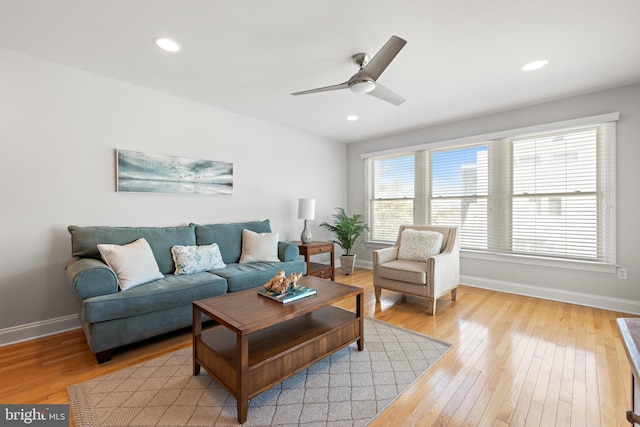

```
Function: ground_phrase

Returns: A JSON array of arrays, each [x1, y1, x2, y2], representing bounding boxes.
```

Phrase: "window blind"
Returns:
[[365, 154, 414, 242]]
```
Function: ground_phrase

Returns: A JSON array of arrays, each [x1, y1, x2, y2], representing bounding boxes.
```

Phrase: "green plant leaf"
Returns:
[[319, 207, 369, 256]]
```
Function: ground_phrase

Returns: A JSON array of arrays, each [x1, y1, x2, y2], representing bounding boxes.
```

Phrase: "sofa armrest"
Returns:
[[373, 246, 398, 266], [65, 258, 119, 300], [278, 241, 300, 262]]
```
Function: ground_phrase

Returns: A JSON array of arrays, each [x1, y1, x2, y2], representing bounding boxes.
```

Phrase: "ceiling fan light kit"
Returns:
[[291, 35, 407, 106], [349, 79, 376, 94]]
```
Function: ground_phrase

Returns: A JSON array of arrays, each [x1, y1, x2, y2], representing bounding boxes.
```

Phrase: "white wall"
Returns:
[[348, 83, 640, 313], [0, 48, 346, 344]]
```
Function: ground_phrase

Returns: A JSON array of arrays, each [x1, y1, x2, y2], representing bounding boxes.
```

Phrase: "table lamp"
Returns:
[[298, 198, 316, 244]]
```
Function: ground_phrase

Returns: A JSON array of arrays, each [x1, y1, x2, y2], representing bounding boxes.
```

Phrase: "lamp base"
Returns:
[[300, 219, 312, 244]]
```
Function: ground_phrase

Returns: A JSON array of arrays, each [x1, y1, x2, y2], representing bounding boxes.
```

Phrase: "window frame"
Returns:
[[362, 113, 619, 273]]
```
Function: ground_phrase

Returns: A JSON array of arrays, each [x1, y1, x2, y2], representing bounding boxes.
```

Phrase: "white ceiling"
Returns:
[[1, 0, 639, 143]]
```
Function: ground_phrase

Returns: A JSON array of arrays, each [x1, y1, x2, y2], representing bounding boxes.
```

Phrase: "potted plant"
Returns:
[[320, 207, 368, 275]]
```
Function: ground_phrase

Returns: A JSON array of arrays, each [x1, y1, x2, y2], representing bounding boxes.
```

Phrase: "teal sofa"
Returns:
[[65, 220, 306, 363]]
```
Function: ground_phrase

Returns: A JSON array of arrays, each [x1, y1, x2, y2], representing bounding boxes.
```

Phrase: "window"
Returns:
[[429, 145, 488, 250], [364, 114, 617, 266]]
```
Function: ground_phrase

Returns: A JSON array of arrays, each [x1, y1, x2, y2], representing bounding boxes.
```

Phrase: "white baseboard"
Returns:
[[354, 259, 640, 315], [461, 275, 640, 315], [356, 260, 373, 270], [0, 314, 81, 347]]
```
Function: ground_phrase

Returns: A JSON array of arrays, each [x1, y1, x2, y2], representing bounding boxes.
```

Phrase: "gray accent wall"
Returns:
[[0, 48, 346, 345], [348, 83, 640, 313]]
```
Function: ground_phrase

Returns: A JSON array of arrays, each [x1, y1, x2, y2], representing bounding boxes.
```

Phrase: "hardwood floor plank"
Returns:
[[0, 268, 636, 427]]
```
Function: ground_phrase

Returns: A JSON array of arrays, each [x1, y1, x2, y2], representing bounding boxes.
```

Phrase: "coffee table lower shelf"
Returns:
[[193, 305, 362, 422]]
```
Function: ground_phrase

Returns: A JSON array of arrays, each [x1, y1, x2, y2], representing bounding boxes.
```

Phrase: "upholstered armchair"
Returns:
[[373, 225, 460, 315]]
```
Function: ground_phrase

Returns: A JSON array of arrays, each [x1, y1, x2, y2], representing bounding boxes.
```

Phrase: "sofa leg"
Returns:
[[374, 286, 381, 301], [95, 349, 114, 364], [427, 299, 436, 316], [451, 288, 457, 301]]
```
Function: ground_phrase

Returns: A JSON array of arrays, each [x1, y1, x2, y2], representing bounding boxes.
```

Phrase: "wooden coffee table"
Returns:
[[192, 276, 364, 423]]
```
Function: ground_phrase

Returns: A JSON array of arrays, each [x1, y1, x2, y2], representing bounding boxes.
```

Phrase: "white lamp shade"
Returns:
[[298, 198, 316, 220]]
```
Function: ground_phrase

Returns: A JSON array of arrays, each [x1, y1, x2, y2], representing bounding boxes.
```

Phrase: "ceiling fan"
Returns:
[[291, 35, 407, 106]]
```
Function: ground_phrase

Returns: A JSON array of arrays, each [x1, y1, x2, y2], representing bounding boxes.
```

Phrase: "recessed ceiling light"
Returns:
[[521, 60, 548, 72], [153, 37, 182, 52], [347, 115, 359, 121]]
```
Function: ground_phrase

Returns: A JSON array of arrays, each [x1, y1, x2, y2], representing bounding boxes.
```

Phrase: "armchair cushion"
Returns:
[[398, 229, 443, 262], [377, 259, 429, 285]]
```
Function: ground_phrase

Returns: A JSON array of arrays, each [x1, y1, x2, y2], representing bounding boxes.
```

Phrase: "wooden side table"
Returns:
[[294, 241, 335, 280]]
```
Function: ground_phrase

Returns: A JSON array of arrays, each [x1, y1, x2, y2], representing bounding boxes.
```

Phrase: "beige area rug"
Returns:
[[68, 317, 451, 426]]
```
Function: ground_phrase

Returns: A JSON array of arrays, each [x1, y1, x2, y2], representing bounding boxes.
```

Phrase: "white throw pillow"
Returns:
[[97, 238, 163, 291], [397, 229, 444, 262], [239, 229, 280, 263], [171, 243, 226, 275]]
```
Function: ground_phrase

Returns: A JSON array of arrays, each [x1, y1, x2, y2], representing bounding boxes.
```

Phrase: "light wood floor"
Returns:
[[0, 268, 635, 426]]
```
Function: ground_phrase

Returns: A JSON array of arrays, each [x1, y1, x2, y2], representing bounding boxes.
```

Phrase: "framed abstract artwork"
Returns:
[[116, 149, 233, 195]]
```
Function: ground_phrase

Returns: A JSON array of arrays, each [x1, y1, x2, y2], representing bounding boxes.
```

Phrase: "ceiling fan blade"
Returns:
[[361, 35, 407, 81], [368, 82, 406, 106], [291, 82, 349, 96]]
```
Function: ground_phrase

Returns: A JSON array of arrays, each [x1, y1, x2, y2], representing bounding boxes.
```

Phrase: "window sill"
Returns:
[[462, 250, 617, 274], [364, 241, 617, 274]]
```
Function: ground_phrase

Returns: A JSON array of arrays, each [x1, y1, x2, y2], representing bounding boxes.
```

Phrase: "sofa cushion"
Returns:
[[68, 224, 196, 275], [377, 259, 429, 285], [97, 238, 164, 291], [171, 243, 226, 275], [398, 229, 443, 262], [193, 220, 272, 264], [82, 272, 228, 323], [239, 229, 280, 263], [212, 261, 307, 293]]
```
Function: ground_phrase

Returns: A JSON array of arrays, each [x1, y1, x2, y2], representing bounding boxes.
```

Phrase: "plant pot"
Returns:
[[340, 255, 356, 275]]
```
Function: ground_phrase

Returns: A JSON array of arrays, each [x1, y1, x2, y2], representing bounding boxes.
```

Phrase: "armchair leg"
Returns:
[[451, 288, 457, 301], [374, 286, 381, 301], [427, 298, 436, 316]]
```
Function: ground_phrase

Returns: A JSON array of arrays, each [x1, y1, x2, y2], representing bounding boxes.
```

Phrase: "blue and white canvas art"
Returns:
[[116, 150, 233, 195]]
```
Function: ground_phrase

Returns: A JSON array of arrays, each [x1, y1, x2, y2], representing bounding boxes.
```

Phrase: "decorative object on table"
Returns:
[[320, 207, 368, 275], [116, 149, 233, 195], [297, 198, 316, 244], [259, 270, 311, 303], [258, 283, 316, 303], [262, 269, 303, 294]]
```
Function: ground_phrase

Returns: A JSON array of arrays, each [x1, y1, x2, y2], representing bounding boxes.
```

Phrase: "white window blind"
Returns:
[[509, 125, 613, 262], [364, 116, 617, 266], [365, 154, 414, 242]]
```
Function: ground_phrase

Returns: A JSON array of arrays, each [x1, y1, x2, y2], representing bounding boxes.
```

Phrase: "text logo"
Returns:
[[1, 405, 68, 426]]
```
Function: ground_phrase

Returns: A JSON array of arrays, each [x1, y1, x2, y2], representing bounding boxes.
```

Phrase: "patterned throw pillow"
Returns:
[[171, 244, 226, 275], [397, 229, 444, 262]]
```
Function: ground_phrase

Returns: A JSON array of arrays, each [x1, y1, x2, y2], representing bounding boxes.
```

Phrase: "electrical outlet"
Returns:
[[618, 268, 628, 280]]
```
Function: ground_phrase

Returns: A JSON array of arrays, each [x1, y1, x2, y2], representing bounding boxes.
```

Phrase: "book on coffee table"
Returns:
[[257, 285, 317, 303]]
